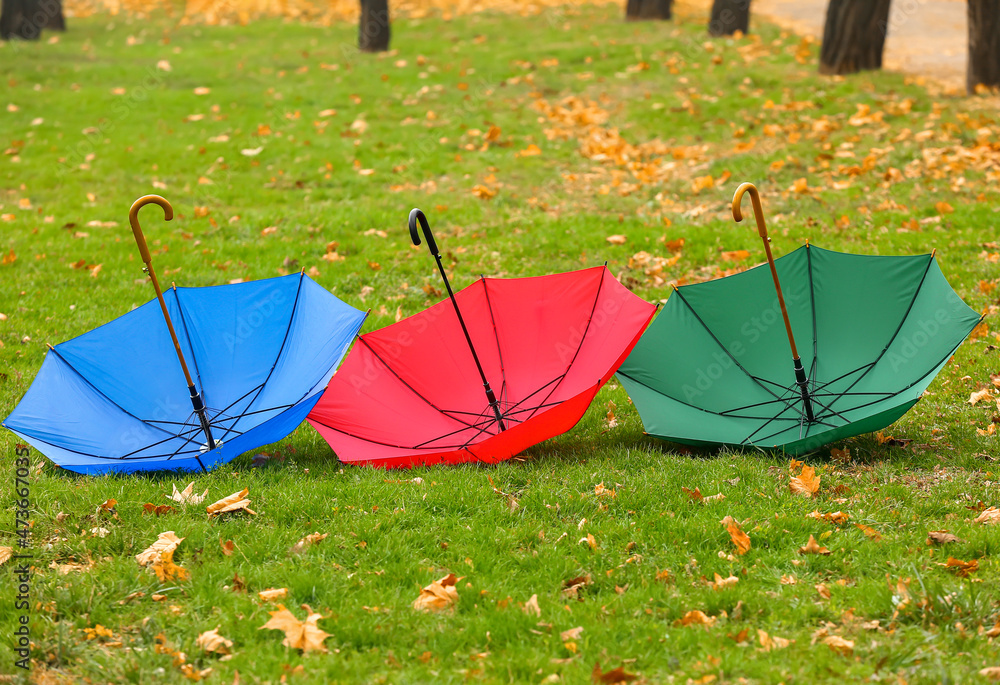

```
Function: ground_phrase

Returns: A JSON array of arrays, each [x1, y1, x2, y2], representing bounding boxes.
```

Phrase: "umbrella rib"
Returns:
[[310, 418, 474, 452], [356, 336, 479, 430], [521, 272, 606, 424], [672, 288, 786, 404], [831, 255, 936, 402], [225, 273, 306, 437], [171, 286, 208, 406], [45, 347, 178, 439], [480, 276, 508, 402], [807, 244, 818, 394]]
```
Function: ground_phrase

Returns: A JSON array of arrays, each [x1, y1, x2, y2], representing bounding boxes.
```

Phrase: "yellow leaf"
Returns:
[[798, 534, 831, 555], [258, 588, 289, 602], [0, 547, 12, 566], [290, 532, 328, 554], [196, 627, 232, 655], [151, 547, 189, 582], [673, 610, 716, 627], [471, 184, 496, 200], [516, 144, 542, 157], [722, 516, 751, 555], [720, 249, 751, 262], [136, 531, 184, 567], [935, 201, 954, 214], [206, 488, 256, 517], [259, 604, 330, 653], [789, 465, 821, 497], [855, 523, 882, 540], [823, 635, 854, 655], [413, 573, 460, 612], [757, 629, 792, 651], [941, 557, 978, 578], [970, 388, 993, 405]]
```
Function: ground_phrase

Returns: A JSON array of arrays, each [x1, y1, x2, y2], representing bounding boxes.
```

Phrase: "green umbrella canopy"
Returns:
[[617, 244, 982, 455]]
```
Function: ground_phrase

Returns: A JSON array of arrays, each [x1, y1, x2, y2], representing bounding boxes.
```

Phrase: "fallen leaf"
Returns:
[[196, 627, 233, 655], [789, 465, 821, 497], [935, 201, 954, 215], [723, 516, 751, 555], [143, 503, 175, 516], [258, 588, 288, 602], [605, 234, 627, 245], [855, 523, 882, 540], [807, 510, 849, 525], [979, 667, 1000, 681], [815, 583, 831, 600], [720, 249, 751, 262], [413, 573, 459, 612], [0, 547, 11, 566], [591, 662, 638, 683], [136, 531, 184, 567], [206, 488, 256, 517], [974, 507, 1000, 525], [259, 604, 330, 653], [682, 487, 703, 501], [151, 548, 189, 582], [707, 573, 739, 591], [560, 626, 583, 641], [941, 557, 978, 578], [927, 530, 964, 545], [168, 482, 208, 505], [289, 532, 328, 555], [522, 594, 541, 617], [798, 535, 831, 555], [219, 539, 235, 556], [823, 635, 854, 655], [970, 388, 993, 405], [673, 610, 716, 627], [757, 629, 792, 651], [97, 498, 118, 516]]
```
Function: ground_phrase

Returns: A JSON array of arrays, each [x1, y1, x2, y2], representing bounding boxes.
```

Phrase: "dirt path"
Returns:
[[752, 0, 967, 92]]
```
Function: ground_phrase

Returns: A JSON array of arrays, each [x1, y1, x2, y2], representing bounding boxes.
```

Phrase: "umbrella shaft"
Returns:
[[433, 254, 506, 431], [189, 384, 217, 449], [792, 357, 815, 423]]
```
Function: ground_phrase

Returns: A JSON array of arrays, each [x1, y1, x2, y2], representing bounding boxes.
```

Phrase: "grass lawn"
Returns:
[[1, 2, 1000, 682]]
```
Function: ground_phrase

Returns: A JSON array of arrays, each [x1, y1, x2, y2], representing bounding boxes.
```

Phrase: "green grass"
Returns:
[[2, 3, 1000, 683]]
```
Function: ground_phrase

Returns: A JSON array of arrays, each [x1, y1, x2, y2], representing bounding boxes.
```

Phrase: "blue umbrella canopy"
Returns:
[[3, 272, 366, 474]]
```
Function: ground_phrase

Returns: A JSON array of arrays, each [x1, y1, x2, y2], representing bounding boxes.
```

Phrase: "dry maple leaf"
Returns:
[[220, 539, 235, 556], [830, 447, 851, 464], [926, 530, 964, 545], [707, 573, 739, 591], [143, 503, 175, 516], [681, 486, 703, 501], [798, 535, 831, 555], [979, 667, 1000, 681], [151, 548, 189, 582], [807, 510, 849, 525], [941, 557, 979, 577], [258, 588, 288, 602], [259, 604, 330, 653], [96, 498, 118, 517], [136, 531, 184, 567], [723, 516, 751, 555], [673, 610, 716, 627], [594, 482, 616, 499], [560, 626, 584, 641], [412, 573, 459, 612], [522, 594, 541, 617], [855, 523, 882, 540], [206, 488, 256, 517], [824, 635, 854, 655], [196, 627, 233, 655], [789, 465, 820, 497], [591, 662, 639, 684], [168, 482, 208, 505], [289, 532, 328, 555], [605, 234, 627, 245], [757, 629, 792, 651], [970, 388, 993, 405], [487, 476, 519, 512], [0, 547, 12, 566], [974, 507, 1000, 525]]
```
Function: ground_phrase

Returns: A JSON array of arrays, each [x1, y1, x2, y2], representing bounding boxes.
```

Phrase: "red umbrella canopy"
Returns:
[[308, 266, 655, 468]]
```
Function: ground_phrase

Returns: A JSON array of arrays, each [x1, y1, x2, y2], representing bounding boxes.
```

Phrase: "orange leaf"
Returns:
[[798, 534, 831, 555], [855, 523, 882, 541], [413, 574, 460, 612], [592, 662, 639, 683], [259, 604, 330, 653], [723, 516, 751, 555], [941, 557, 978, 578], [789, 465, 821, 497]]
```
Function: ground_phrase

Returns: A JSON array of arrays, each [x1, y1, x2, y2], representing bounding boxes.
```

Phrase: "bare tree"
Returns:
[[968, 0, 1000, 93], [709, 0, 750, 35], [625, 0, 672, 21], [1, 0, 64, 40], [359, 0, 389, 53], [818, 0, 891, 75]]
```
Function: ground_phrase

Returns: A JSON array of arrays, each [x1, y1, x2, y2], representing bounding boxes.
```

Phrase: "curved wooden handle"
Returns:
[[732, 182, 768, 239], [129, 195, 173, 263]]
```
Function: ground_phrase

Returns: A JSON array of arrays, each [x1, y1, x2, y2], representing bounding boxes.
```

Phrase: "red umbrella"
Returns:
[[307, 209, 656, 468]]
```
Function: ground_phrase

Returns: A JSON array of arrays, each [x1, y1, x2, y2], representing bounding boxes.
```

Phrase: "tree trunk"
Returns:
[[625, 0, 672, 21], [818, 0, 891, 75], [1, 0, 62, 40], [708, 0, 750, 35], [358, 0, 389, 53], [968, 0, 1000, 93]]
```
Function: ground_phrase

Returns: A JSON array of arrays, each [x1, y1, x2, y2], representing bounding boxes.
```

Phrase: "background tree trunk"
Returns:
[[708, 0, 750, 35], [967, 0, 1000, 93], [358, 0, 389, 53], [1, 0, 63, 40], [625, 0, 672, 21], [818, 0, 891, 75]]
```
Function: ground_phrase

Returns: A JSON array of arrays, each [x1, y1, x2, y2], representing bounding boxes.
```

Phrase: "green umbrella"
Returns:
[[617, 182, 983, 455]]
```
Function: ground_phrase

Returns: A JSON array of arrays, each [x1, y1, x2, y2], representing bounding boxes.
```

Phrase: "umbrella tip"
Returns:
[[931, 248, 937, 258], [805, 238, 810, 247], [46, 342, 54, 350], [172, 282, 176, 291]]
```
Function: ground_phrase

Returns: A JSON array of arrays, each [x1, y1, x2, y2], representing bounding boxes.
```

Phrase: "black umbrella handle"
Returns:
[[409, 208, 439, 256]]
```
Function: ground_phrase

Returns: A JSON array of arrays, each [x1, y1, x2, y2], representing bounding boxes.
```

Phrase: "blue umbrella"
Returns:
[[3, 196, 366, 474]]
